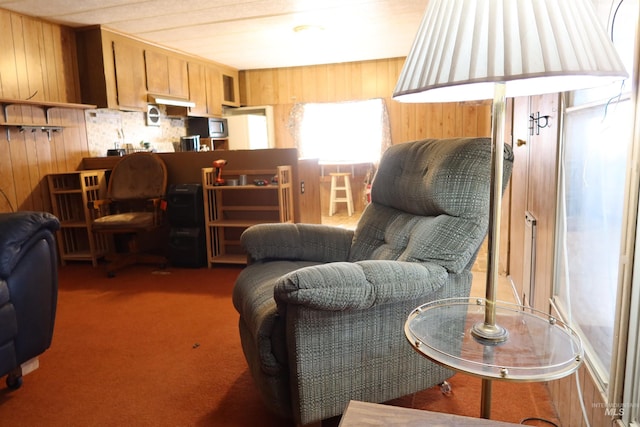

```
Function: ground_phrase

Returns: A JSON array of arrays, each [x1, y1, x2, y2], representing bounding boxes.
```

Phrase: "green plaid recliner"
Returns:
[[233, 137, 514, 426]]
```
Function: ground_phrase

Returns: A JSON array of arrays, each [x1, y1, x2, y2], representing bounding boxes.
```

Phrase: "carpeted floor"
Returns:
[[0, 264, 560, 426]]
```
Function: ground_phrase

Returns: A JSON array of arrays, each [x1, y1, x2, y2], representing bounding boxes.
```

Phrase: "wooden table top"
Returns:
[[339, 401, 521, 426]]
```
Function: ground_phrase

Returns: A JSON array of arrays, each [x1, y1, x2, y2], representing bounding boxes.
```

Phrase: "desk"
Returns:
[[339, 401, 520, 426], [81, 149, 322, 224]]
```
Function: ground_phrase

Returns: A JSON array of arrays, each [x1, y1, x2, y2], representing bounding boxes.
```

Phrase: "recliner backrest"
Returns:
[[348, 137, 513, 273]]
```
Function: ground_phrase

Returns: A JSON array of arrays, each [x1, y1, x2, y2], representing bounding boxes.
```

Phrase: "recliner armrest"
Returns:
[[241, 223, 354, 263], [274, 260, 448, 311]]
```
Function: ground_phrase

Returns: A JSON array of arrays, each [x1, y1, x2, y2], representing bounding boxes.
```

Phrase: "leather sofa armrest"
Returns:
[[0, 212, 60, 277]]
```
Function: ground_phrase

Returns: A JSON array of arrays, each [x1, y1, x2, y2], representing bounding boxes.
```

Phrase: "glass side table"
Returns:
[[405, 297, 583, 419]]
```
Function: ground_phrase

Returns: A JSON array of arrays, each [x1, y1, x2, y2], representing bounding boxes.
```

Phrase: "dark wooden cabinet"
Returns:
[[112, 40, 147, 110], [187, 61, 224, 117], [145, 49, 189, 99], [76, 26, 238, 113], [77, 27, 147, 111]]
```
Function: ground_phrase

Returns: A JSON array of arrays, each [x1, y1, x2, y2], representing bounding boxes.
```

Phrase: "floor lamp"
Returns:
[[396, 0, 628, 419]]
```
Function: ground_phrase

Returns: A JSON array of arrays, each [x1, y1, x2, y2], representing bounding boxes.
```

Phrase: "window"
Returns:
[[289, 98, 391, 163], [556, 99, 633, 381], [554, 0, 638, 395]]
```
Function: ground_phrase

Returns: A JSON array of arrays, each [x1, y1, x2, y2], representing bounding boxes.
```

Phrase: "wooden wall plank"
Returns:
[[9, 130, 33, 210], [10, 14, 31, 100], [334, 63, 348, 102], [56, 25, 81, 102], [0, 135, 18, 212], [239, 58, 492, 146], [315, 64, 329, 102], [0, 11, 19, 98], [51, 114, 68, 174], [361, 61, 377, 99], [301, 66, 317, 102], [462, 104, 479, 136], [0, 8, 91, 213], [290, 67, 304, 103], [349, 62, 362, 100], [22, 17, 46, 101], [42, 22, 60, 102], [442, 103, 458, 138], [376, 59, 391, 97]]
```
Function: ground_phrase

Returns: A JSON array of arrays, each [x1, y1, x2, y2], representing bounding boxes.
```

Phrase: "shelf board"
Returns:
[[1, 98, 96, 141], [59, 220, 90, 228], [221, 206, 279, 212], [61, 252, 95, 260], [204, 184, 278, 190], [0, 121, 62, 127], [209, 219, 275, 227], [0, 98, 96, 110], [210, 254, 248, 264], [50, 189, 83, 194]]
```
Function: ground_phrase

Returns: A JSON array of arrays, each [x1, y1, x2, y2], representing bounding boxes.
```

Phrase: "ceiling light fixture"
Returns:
[[293, 24, 324, 33]]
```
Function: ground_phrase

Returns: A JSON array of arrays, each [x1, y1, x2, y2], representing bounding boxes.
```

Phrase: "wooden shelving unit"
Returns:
[[47, 170, 111, 266], [202, 166, 294, 265]]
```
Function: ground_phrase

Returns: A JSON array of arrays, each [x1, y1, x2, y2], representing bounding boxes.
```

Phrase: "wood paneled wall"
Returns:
[[0, 9, 80, 103], [239, 58, 493, 147], [0, 8, 89, 213], [0, 107, 90, 213]]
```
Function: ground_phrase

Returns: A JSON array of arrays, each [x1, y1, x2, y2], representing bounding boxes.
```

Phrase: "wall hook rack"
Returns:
[[0, 98, 95, 141], [529, 111, 551, 135]]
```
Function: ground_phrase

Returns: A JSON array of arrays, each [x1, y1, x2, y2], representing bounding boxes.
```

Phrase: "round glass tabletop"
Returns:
[[404, 297, 584, 382]]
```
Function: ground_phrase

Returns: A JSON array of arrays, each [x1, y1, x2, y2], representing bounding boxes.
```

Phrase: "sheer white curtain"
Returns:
[[554, 0, 638, 396], [556, 99, 632, 381], [288, 98, 391, 163]]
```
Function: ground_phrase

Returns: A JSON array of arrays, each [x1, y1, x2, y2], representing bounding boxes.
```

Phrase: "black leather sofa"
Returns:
[[0, 211, 59, 389]]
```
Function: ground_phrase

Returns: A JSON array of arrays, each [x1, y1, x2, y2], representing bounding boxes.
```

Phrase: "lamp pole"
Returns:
[[471, 82, 509, 346]]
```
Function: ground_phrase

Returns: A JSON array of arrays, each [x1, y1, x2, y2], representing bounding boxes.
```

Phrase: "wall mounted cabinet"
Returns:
[[145, 49, 189, 99], [76, 26, 147, 111], [76, 26, 239, 114], [221, 67, 240, 107], [184, 61, 223, 117], [186, 62, 208, 117], [112, 39, 147, 110]]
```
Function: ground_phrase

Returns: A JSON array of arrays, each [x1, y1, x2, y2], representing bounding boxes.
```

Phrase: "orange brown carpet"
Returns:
[[0, 264, 559, 426]]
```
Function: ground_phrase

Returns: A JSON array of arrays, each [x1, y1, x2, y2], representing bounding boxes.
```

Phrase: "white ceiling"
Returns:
[[0, 0, 430, 70]]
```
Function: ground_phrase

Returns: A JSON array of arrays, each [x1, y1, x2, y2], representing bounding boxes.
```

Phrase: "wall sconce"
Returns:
[[529, 112, 551, 135]]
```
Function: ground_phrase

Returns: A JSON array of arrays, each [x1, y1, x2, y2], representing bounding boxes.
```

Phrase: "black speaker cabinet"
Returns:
[[167, 183, 203, 227], [168, 227, 207, 268]]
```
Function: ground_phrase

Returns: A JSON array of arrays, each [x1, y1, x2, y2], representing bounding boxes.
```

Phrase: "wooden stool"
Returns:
[[329, 172, 354, 216]]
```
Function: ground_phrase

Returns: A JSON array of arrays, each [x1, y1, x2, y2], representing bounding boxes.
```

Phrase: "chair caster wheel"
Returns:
[[6, 374, 23, 390], [440, 380, 452, 395]]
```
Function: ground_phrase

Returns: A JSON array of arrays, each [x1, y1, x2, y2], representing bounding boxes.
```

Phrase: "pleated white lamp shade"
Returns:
[[393, 0, 628, 102]]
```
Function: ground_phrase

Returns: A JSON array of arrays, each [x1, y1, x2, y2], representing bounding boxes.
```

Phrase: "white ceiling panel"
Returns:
[[0, 0, 429, 70]]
